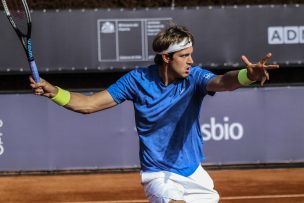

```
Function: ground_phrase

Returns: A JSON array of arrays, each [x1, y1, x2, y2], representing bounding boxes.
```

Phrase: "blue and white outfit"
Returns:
[[107, 65, 219, 203]]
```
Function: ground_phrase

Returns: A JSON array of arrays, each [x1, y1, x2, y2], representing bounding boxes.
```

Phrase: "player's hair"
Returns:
[[153, 25, 194, 65]]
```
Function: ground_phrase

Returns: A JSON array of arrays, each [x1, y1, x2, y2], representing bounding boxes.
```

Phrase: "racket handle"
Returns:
[[29, 60, 40, 82]]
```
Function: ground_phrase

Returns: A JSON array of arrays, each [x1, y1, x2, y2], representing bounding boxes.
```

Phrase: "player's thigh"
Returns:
[[143, 178, 185, 203], [191, 166, 215, 189], [183, 166, 219, 202]]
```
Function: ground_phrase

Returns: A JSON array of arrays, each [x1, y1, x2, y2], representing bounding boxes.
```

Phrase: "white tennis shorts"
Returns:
[[141, 165, 219, 203]]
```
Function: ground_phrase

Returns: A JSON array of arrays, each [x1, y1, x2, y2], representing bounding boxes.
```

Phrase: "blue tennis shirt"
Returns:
[[107, 65, 216, 177]]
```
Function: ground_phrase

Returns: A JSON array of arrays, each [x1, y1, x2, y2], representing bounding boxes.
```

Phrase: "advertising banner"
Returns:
[[0, 5, 304, 73], [0, 87, 303, 171]]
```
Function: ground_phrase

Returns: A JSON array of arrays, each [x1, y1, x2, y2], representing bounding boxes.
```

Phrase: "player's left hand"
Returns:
[[241, 53, 279, 86]]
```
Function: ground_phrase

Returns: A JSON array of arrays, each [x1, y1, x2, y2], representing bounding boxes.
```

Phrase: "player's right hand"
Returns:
[[29, 76, 58, 98]]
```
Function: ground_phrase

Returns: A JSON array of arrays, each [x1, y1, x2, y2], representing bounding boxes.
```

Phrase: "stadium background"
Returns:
[[1, 0, 304, 92]]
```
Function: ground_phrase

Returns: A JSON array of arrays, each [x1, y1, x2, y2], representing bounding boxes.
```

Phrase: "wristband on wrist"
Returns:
[[238, 69, 255, 86], [51, 86, 71, 106]]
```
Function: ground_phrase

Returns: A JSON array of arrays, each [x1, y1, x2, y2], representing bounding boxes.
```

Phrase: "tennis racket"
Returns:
[[1, 0, 40, 82]]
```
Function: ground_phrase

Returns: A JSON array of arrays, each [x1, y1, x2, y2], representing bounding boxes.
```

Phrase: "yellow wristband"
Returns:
[[238, 69, 255, 86], [51, 86, 71, 106]]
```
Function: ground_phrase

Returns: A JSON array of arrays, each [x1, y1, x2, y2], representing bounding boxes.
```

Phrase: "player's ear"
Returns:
[[162, 54, 170, 64]]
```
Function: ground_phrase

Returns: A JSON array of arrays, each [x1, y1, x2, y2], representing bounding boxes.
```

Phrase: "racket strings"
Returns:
[[6, 0, 28, 35]]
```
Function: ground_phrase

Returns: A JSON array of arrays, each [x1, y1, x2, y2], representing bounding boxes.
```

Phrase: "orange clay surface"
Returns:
[[1, 168, 304, 203]]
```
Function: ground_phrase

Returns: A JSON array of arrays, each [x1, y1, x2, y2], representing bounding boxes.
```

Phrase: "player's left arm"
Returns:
[[206, 53, 279, 92]]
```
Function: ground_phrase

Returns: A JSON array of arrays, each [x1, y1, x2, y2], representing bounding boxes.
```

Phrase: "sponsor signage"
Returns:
[[268, 26, 304, 44], [0, 87, 304, 171], [202, 117, 244, 141], [0, 5, 304, 73], [98, 18, 172, 62]]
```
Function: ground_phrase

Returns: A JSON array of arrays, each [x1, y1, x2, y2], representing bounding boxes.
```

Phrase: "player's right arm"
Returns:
[[29, 77, 117, 114]]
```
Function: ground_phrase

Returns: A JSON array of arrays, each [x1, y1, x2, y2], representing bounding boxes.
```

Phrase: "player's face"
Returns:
[[169, 46, 194, 79]]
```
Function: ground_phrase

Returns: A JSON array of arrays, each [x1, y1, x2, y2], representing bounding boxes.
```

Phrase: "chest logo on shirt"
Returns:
[[179, 88, 186, 95]]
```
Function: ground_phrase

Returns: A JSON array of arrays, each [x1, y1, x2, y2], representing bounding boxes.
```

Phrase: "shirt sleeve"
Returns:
[[107, 70, 137, 104], [193, 67, 217, 96]]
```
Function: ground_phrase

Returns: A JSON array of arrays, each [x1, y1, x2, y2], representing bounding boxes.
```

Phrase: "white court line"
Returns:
[[221, 193, 304, 200], [62, 201, 148, 203], [63, 194, 304, 203]]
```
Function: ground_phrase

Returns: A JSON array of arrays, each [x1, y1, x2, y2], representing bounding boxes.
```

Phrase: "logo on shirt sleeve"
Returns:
[[203, 73, 213, 80]]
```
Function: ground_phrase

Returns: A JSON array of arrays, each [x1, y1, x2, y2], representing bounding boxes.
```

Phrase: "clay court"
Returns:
[[1, 167, 304, 203]]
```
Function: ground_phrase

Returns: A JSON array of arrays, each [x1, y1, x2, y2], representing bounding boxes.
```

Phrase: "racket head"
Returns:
[[1, 0, 31, 37], [1, 0, 40, 82]]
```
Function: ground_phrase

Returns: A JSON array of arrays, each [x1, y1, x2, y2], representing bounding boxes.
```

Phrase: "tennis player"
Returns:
[[30, 25, 279, 203]]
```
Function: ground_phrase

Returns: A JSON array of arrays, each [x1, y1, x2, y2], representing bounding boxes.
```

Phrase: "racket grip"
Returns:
[[29, 60, 40, 82]]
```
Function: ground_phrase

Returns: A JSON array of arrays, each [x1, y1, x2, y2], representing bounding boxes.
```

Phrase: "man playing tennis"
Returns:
[[30, 25, 279, 203]]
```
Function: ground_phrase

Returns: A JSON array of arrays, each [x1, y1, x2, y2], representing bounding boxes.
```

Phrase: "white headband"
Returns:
[[157, 38, 192, 55]]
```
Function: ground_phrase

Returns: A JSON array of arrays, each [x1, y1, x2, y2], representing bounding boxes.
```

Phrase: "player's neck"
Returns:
[[158, 64, 176, 86]]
